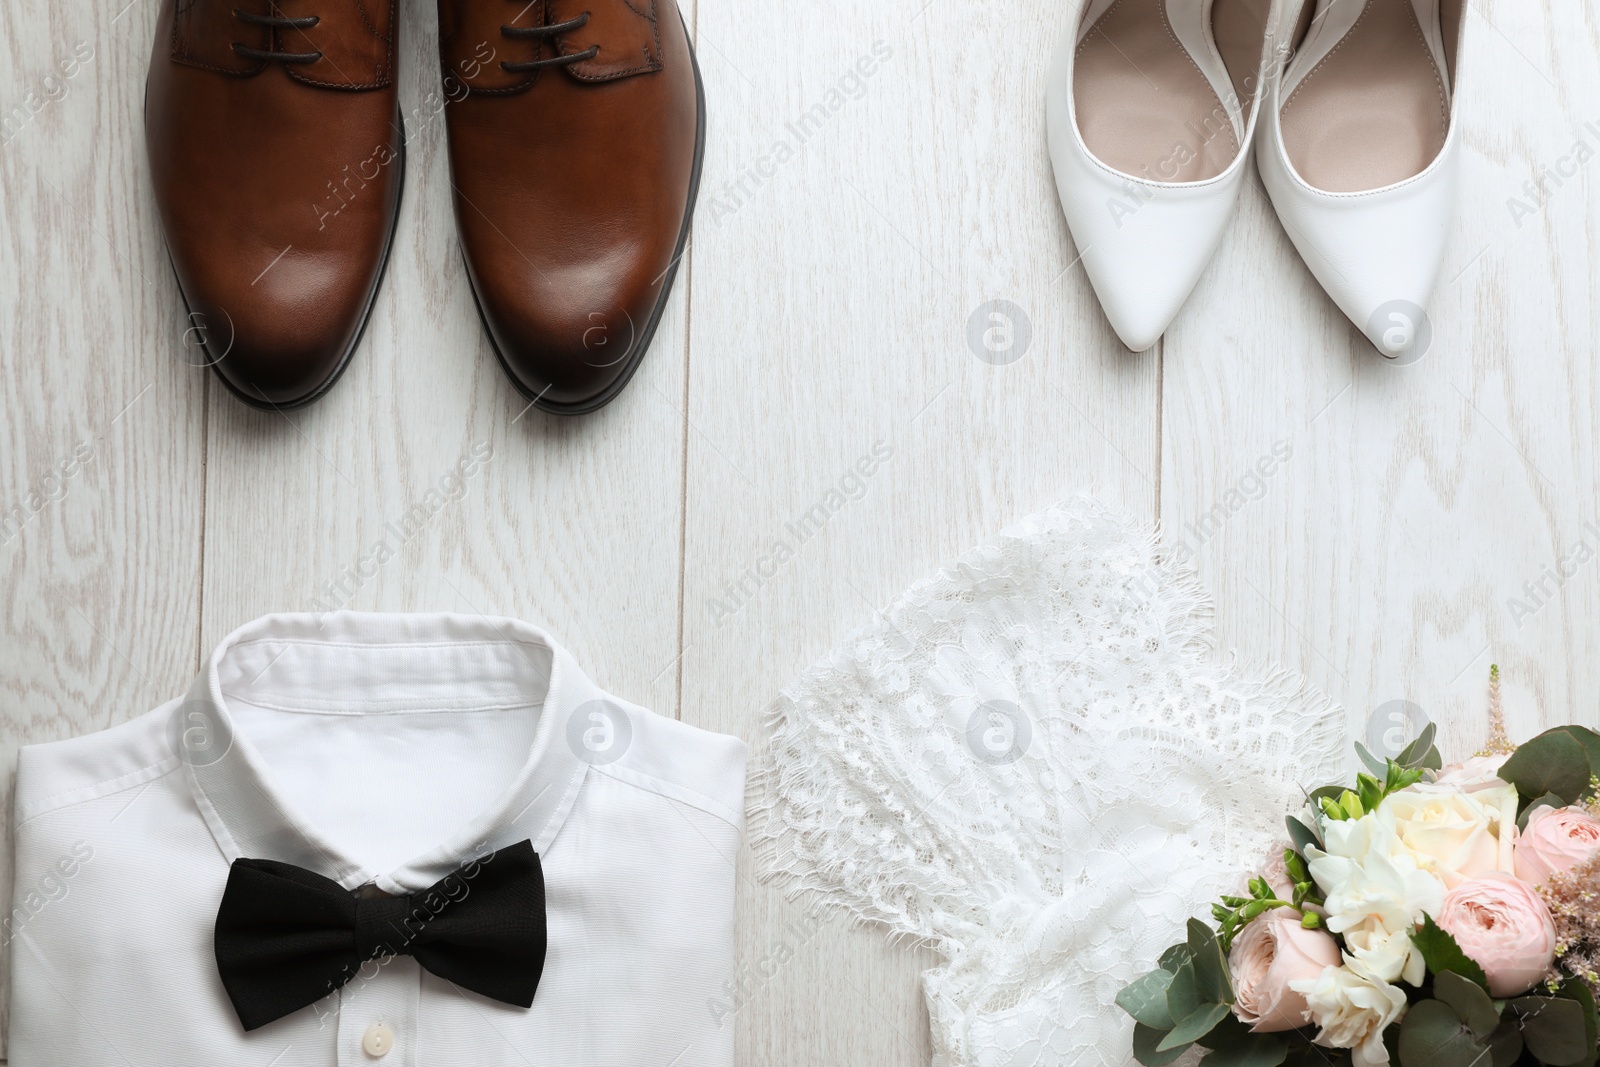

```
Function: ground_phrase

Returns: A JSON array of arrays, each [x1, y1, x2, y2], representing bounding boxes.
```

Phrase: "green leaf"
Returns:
[[1167, 962, 1203, 1025], [1520, 794, 1569, 832], [1160, 944, 1194, 973], [1399, 999, 1490, 1067], [1287, 817, 1321, 853], [1135, 1023, 1190, 1067], [1159, 1004, 1234, 1051], [1435, 971, 1501, 1040], [1510, 997, 1590, 1066], [1485, 1020, 1523, 1067], [1560, 727, 1600, 799], [1500, 731, 1593, 806], [1397, 723, 1439, 768], [1412, 915, 1490, 991], [1120, 969, 1179, 1030], [1552, 979, 1599, 1067], [1202, 1034, 1290, 1067], [1356, 741, 1390, 777], [1189, 919, 1234, 1004]]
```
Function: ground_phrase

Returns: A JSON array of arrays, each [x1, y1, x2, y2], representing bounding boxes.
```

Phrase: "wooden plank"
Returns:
[[680, 2, 1158, 1064], [0, 0, 208, 1052], [1160, 0, 1600, 768]]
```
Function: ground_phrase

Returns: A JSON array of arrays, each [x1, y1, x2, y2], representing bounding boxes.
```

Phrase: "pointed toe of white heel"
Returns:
[[1259, 0, 1467, 361], [1257, 126, 1458, 360], [1046, 0, 1281, 352], [1047, 146, 1240, 352]]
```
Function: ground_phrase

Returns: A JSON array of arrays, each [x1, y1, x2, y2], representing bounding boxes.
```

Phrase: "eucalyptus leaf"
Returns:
[[1520, 794, 1569, 832], [1135, 1023, 1190, 1067], [1397, 723, 1439, 768], [1435, 971, 1500, 1040], [1160, 944, 1194, 973], [1500, 732, 1592, 806], [1511, 997, 1590, 1067], [1565, 727, 1600, 794], [1411, 915, 1490, 991], [1198, 1013, 1254, 1051], [1355, 742, 1390, 777], [1398, 999, 1489, 1067], [1485, 1020, 1523, 1067], [1552, 979, 1600, 1067], [1189, 920, 1234, 1004], [1202, 1034, 1289, 1067], [1287, 817, 1321, 853], [1167, 962, 1203, 1026], [1119, 968, 1179, 1030], [1159, 1004, 1234, 1052]]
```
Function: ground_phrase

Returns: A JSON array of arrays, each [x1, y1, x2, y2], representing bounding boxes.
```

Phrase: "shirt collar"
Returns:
[[177, 612, 594, 893]]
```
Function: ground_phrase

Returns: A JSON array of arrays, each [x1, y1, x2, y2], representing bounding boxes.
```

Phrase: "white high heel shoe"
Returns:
[[1047, 0, 1284, 352], [1257, 0, 1466, 360]]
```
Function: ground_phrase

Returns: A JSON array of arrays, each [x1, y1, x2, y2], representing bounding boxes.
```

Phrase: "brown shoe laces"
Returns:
[[500, 9, 599, 72], [230, 9, 323, 64]]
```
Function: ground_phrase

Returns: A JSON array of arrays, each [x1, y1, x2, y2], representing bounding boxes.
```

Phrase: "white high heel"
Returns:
[[1047, 0, 1284, 352], [1257, 0, 1467, 360]]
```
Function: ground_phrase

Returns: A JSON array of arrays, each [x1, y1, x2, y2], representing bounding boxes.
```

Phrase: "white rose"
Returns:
[[1305, 812, 1446, 985], [1292, 959, 1409, 1067], [1383, 784, 1519, 886]]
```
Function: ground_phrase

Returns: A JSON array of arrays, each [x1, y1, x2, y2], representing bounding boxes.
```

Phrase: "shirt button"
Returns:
[[362, 1022, 395, 1058]]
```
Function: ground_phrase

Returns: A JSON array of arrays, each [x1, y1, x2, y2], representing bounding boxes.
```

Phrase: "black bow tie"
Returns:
[[214, 840, 546, 1031]]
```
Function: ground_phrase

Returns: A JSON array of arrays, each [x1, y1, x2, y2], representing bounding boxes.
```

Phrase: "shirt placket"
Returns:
[[335, 955, 421, 1067]]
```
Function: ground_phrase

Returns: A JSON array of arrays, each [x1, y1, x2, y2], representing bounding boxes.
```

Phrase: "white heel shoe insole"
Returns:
[[1073, 0, 1243, 184], [1280, 0, 1450, 192]]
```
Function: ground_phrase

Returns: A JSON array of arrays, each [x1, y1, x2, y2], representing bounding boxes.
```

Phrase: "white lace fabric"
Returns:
[[750, 496, 1347, 1067]]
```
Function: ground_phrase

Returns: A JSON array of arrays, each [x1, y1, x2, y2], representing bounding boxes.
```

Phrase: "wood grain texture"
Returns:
[[0, 0, 1593, 1063]]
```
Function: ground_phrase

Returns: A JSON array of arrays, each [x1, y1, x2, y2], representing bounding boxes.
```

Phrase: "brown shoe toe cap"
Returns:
[[471, 264, 664, 412]]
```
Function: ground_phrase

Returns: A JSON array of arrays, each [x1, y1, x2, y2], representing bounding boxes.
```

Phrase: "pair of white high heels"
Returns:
[[1047, 0, 1465, 357]]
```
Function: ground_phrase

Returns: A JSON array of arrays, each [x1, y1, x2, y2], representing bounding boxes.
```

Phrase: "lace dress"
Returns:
[[750, 496, 1347, 1067]]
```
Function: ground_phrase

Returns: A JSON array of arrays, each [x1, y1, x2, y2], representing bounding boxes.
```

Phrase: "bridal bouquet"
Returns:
[[1118, 670, 1600, 1067]]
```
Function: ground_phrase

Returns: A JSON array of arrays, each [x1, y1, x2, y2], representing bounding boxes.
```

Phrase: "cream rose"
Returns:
[[1229, 912, 1342, 1032], [1382, 784, 1518, 887], [1291, 959, 1408, 1067], [1435, 872, 1557, 997], [1515, 805, 1600, 886]]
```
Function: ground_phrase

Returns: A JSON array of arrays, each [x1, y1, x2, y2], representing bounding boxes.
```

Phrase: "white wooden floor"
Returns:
[[2, 0, 1597, 1061]]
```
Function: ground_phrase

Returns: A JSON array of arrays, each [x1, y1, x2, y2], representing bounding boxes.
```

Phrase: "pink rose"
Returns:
[[1516, 806, 1600, 886], [1229, 911, 1342, 1032], [1433, 754, 1512, 793], [1435, 873, 1557, 997]]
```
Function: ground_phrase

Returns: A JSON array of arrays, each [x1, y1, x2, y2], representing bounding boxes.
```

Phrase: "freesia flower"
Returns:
[[1291, 958, 1408, 1067], [1305, 811, 1445, 985]]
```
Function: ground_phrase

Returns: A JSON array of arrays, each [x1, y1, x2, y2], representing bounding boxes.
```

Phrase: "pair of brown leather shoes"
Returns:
[[146, 0, 702, 414]]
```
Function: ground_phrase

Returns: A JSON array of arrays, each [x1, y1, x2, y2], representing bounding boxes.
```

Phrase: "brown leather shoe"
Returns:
[[439, 0, 704, 414], [145, 0, 405, 410]]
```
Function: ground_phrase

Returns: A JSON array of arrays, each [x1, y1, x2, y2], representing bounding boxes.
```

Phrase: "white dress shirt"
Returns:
[[7, 613, 748, 1066]]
